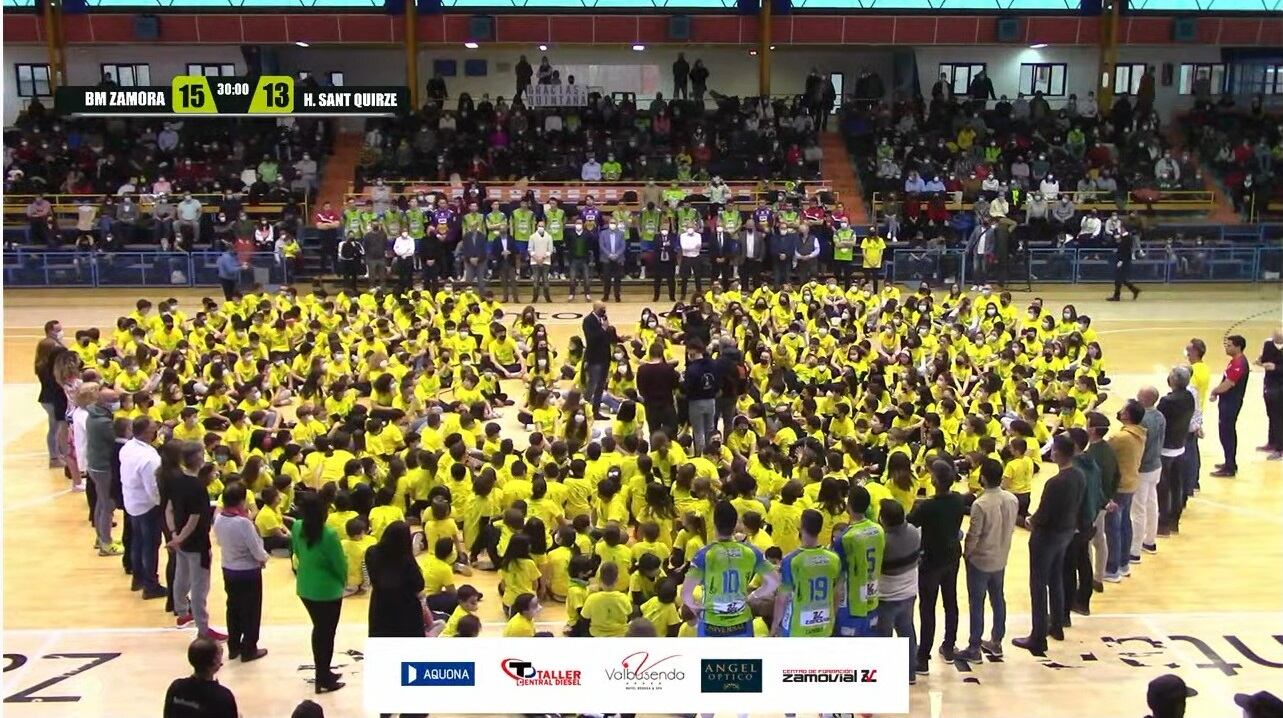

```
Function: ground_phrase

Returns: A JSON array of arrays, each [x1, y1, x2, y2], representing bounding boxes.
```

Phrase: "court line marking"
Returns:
[[6, 611, 1279, 637], [3, 488, 73, 513], [0, 630, 64, 692]]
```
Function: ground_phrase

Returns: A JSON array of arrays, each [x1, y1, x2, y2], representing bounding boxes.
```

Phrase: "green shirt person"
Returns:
[[342, 202, 363, 237], [718, 207, 742, 235], [639, 204, 662, 247], [662, 183, 686, 207], [462, 203, 485, 236], [406, 201, 427, 239], [774, 509, 842, 637], [544, 199, 566, 244], [485, 202, 508, 240], [290, 496, 347, 692], [833, 223, 857, 263], [511, 201, 535, 245], [682, 501, 780, 637], [601, 156, 623, 181], [832, 485, 885, 636]]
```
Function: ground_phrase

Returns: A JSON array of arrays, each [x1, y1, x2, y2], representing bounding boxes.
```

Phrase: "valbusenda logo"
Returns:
[[603, 652, 685, 691]]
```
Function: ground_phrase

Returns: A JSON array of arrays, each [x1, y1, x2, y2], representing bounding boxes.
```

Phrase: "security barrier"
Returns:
[[2, 250, 289, 288]]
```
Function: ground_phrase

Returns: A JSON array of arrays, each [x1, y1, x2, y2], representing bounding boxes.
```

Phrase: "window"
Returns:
[[1232, 63, 1283, 96], [100, 63, 151, 87], [1178, 63, 1227, 96], [938, 63, 986, 97], [328, 71, 344, 87], [186, 63, 237, 78], [14, 63, 52, 98], [1112, 63, 1148, 95], [1019, 63, 1067, 97]]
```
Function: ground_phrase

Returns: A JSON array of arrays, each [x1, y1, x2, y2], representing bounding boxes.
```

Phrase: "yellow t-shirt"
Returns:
[[565, 579, 590, 627], [545, 546, 573, 597], [500, 558, 542, 607], [1002, 455, 1035, 495], [640, 596, 681, 637], [580, 589, 632, 637], [367, 504, 405, 540], [341, 535, 375, 588], [254, 504, 285, 538], [503, 612, 536, 637], [440, 605, 474, 637], [594, 542, 632, 583], [417, 555, 455, 594]]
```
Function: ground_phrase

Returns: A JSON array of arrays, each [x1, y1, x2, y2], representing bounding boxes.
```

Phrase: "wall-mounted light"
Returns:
[[750, 50, 758, 56], [1029, 43, 1048, 49], [295, 41, 310, 48], [632, 44, 645, 51], [538, 44, 548, 51], [464, 42, 479, 49]]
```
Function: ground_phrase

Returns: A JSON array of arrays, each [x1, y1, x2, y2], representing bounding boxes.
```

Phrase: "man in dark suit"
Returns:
[[582, 301, 619, 420], [708, 221, 736, 291], [490, 226, 519, 302], [738, 219, 766, 291], [598, 221, 627, 303], [770, 222, 797, 289], [460, 227, 490, 293]]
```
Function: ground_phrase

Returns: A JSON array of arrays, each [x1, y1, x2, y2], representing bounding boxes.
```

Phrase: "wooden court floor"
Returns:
[[2, 284, 1281, 718]]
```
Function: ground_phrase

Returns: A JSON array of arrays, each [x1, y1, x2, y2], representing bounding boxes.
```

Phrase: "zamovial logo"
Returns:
[[700, 659, 763, 693], [401, 661, 475, 687], [781, 668, 879, 683], [500, 658, 583, 686], [603, 651, 685, 691]]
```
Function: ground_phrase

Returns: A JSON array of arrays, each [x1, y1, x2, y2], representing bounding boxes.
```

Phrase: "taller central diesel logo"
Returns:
[[500, 658, 583, 686]]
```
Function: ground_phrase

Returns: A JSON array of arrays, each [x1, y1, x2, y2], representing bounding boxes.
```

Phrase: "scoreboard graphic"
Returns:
[[55, 75, 409, 117]]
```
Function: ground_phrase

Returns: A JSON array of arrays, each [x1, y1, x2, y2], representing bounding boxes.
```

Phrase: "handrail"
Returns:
[[343, 180, 836, 207], [871, 189, 1218, 215]]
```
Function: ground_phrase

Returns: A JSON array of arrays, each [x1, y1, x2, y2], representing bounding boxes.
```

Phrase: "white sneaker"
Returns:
[[71, 480, 86, 493], [568, 294, 576, 301]]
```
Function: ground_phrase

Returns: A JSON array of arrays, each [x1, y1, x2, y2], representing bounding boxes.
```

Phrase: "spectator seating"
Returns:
[[1180, 101, 1282, 220], [355, 93, 824, 186]]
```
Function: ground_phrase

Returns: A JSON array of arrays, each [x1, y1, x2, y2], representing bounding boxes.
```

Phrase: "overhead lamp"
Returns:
[[632, 44, 645, 51], [1030, 42, 1048, 48], [464, 41, 479, 49], [295, 41, 310, 48], [538, 44, 548, 51]]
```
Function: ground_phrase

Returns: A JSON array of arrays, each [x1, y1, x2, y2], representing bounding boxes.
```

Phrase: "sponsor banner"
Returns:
[[365, 637, 908, 714]]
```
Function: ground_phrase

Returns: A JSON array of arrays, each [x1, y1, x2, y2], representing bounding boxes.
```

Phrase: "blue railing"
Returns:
[[890, 245, 1280, 286], [1, 246, 1278, 288], [2, 250, 289, 288]]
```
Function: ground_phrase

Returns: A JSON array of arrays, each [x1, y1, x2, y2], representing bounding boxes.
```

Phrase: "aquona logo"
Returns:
[[401, 661, 475, 687], [603, 651, 685, 691], [499, 658, 582, 687]]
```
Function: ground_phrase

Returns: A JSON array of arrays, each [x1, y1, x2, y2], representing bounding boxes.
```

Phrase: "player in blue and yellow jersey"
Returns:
[[774, 509, 842, 637], [833, 485, 885, 637], [682, 500, 780, 637]]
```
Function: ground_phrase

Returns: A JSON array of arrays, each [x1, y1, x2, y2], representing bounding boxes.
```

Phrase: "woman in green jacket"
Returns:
[[291, 493, 348, 693]]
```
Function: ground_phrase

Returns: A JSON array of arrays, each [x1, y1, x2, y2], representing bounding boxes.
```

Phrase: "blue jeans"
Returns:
[[1181, 432, 1200, 496], [876, 596, 917, 680], [1105, 492, 1133, 575], [688, 398, 717, 454], [39, 402, 61, 460], [129, 506, 163, 591], [1028, 528, 1074, 646], [964, 561, 1006, 650]]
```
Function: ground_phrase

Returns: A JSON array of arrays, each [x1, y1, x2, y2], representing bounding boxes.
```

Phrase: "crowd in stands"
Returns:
[[5, 104, 327, 250], [357, 56, 831, 186], [841, 69, 1208, 256], [1180, 94, 1281, 217]]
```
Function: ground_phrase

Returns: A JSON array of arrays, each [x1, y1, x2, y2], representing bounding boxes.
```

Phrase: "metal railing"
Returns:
[[2, 250, 290, 289], [345, 180, 836, 208], [871, 189, 1218, 216], [889, 245, 1280, 287]]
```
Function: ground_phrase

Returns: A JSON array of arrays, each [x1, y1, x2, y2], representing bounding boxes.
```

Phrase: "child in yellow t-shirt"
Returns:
[[254, 486, 292, 555], [640, 578, 683, 637], [1003, 437, 1035, 527], [562, 555, 596, 636], [340, 517, 375, 596]]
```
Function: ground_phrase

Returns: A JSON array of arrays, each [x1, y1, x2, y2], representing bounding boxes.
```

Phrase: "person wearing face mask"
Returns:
[[677, 222, 706, 301], [738, 219, 766, 292], [598, 220, 627, 303], [652, 227, 677, 302], [582, 301, 620, 421], [527, 222, 554, 303], [564, 220, 594, 302], [708, 218, 735, 290]]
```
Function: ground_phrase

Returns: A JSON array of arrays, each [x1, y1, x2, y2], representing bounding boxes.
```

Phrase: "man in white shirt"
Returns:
[[580, 155, 602, 182], [175, 193, 203, 244], [392, 231, 416, 292], [120, 417, 165, 599], [678, 223, 705, 300], [527, 223, 554, 303], [1076, 210, 1103, 244]]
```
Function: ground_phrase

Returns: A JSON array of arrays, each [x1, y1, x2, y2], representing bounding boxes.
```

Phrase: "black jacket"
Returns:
[[1157, 389, 1195, 450]]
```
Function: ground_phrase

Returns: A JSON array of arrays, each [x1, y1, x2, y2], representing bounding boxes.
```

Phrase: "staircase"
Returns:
[[316, 132, 363, 211], [819, 131, 870, 226]]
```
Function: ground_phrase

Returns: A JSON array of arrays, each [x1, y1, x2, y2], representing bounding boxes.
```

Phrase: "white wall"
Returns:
[[4, 44, 246, 123], [275, 44, 894, 102], [913, 44, 1226, 118]]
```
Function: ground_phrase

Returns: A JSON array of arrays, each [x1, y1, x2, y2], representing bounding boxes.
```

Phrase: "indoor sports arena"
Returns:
[[1, 0, 1281, 716]]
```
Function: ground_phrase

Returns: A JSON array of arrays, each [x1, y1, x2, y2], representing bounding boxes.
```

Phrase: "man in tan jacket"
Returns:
[[1104, 401, 1146, 582]]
